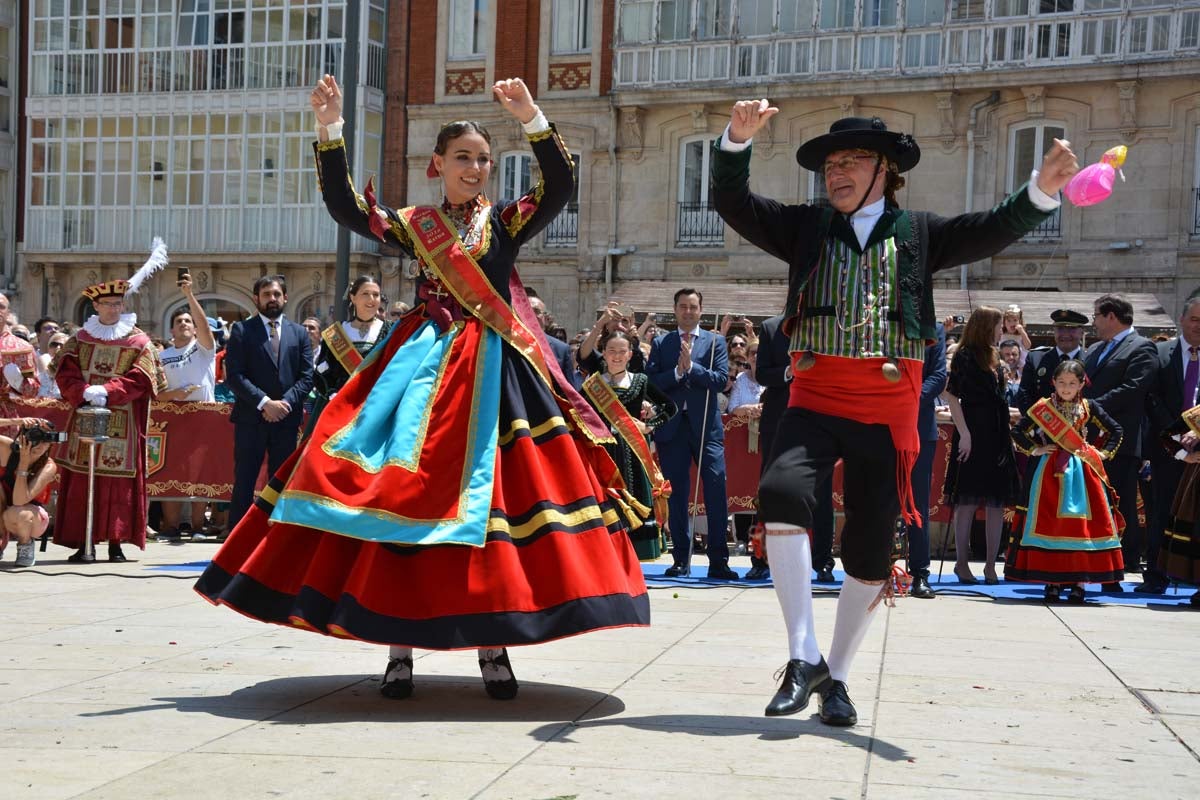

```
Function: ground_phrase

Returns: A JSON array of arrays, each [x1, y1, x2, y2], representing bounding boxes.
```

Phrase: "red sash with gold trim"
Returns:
[[1183, 405, 1200, 437], [1028, 397, 1106, 478], [583, 373, 671, 530], [320, 323, 363, 375], [396, 204, 612, 446]]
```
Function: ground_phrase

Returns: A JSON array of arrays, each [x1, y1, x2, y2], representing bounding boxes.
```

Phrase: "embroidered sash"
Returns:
[[1183, 405, 1200, 437], [320, 323, 363, 375], [1028, 397, 1106, 478], [396, 204, 612, 445], [583, 373, 671, 530]]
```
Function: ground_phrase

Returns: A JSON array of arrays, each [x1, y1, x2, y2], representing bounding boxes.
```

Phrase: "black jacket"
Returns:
[[1082, 331, 1157, 458], [225, 315, 314, 427]]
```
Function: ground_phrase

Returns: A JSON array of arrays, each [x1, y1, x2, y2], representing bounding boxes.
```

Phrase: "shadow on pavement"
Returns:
[[529, 714, 911, 761], [78, 673, 626, 727]]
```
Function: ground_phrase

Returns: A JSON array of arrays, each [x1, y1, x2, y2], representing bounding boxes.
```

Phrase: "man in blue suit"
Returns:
[[907, 323, 948, 598], [224, 275, 314, 529], [646, 288, 738, 580]]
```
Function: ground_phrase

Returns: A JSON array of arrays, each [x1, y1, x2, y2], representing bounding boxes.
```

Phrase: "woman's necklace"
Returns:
[[1051, 395, 1084, 426], [350, 315, 375, 336], [606, 369, 628, 385]]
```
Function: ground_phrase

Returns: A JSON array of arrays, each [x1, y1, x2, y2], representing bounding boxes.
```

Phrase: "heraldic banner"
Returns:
[[5, 398, 261, 502]]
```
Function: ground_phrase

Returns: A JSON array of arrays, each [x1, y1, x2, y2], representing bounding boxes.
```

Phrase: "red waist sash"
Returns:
[[788, 353, 923, 525]]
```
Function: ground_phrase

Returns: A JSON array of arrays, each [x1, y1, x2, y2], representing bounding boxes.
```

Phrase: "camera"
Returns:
[[21, 422, 68, 446], [953, 315, 966, 324]]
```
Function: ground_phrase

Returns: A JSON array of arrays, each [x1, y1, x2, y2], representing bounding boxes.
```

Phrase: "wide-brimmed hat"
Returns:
[[796, 117, 920, 173]]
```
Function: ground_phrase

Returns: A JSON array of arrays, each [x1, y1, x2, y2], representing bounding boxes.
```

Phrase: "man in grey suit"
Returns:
[[224, 275, 314, 529], [1083, 293, 1157, 589]]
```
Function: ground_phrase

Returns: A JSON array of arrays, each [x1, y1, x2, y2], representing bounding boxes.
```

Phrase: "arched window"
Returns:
[[1008, 122, 1065, 240]]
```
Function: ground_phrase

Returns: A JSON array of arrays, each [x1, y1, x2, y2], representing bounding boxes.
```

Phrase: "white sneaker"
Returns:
[[15, 542, 36, 567]]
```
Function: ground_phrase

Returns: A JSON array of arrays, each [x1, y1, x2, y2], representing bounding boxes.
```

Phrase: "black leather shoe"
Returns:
[[764, 658, 831, 717], [707, 561, 740, 580], [479, 648, 518, 700], [910, 576, 936, 599], [380, 656, 414, 699], [664, 563, 690, 578], [745, 563, 771, 581], [818, 679, 858, 726], [1134, 579, 1168, 594], [1189, 592, 1200, 609], [815, 567, 836, 583], [1066, 585, 1085, 605], [67, 548, 95, 563], [107, 544, 128, 563], [1101, 581, 1124, 593]]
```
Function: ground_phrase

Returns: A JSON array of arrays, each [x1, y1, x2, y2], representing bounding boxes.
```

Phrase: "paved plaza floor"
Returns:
[[2, 542, 1198, 799]]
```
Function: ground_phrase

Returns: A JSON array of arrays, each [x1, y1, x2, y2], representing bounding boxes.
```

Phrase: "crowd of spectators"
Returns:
[[3, 280, 1199, 608]]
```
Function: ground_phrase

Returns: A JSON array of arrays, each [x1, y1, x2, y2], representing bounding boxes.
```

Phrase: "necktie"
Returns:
[[1185, 346, 1199, 410], [269, 320, 280, 363]]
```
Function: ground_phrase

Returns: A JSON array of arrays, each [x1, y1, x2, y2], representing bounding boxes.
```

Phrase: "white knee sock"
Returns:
[[765, 528, 821, 664], [385, 646, 413, 681], [478, 648, 513, 681], [827, 575, 884, 683]]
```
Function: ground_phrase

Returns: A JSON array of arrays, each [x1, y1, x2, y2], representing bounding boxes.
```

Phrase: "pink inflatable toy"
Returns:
[[1063, 145, 1127, 207]]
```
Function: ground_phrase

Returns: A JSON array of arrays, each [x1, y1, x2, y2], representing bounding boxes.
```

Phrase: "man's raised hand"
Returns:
[[728, 99, 780, 145]]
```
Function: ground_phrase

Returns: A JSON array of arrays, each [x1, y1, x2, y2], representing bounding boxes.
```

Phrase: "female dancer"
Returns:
[[305, 275, 392, 436], [581, 330, 676, 560], [1006, 360, 1124, 602], [1155, 406, 1200, 608], [196, 75, 649, 700]]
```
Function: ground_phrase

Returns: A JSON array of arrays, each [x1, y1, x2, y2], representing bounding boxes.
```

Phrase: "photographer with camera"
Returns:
[[0, 420, 60, 567]]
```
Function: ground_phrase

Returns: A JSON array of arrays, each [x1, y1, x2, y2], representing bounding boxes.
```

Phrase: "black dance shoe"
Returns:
[[909, 576, 936, 599], [1043, 584, 1060, 602], [815, 566, 836, 583], [744, 563, 771, 581], [706, 561, 740, 580], [664, 563, 690, 578], [107, 544, 128, 563], [380, 656, 414, 699], [67, 548, 94, 563], [1189, 592, 1200, 609], [1066, 585, 1085, 605], [1134, 579, 1168, 594], [1101, 581, 1124, 593], [479, 648, 518, 700], [764, 657, 831, 717], [818, 679, 858, 726]]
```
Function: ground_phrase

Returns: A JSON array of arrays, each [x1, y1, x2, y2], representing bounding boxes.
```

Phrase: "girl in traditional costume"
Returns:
[[581, 330, 676, 560], [196, 75, 649, 700], [1006, 360, 1125, 603], [305, 275, 392, 436], [1155, 407, 1200, 608]]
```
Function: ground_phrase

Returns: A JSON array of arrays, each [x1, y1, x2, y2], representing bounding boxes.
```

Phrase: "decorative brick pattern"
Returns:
[[445, 68, 485, 96], [548, 62, 591, 92]]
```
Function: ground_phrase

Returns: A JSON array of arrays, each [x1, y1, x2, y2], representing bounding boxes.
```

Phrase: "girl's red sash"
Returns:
[[1027, 397, 1106, 478], [582, 373, 671, 530]]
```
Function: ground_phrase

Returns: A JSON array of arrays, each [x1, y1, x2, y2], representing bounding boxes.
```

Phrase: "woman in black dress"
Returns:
[[944, 306, 1021, 584]]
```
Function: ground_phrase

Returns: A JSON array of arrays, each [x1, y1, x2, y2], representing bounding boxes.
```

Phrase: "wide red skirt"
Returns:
[[196, 312, 650, 649]]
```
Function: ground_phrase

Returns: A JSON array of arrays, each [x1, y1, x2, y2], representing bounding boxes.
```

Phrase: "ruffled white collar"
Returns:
[[83, 312, 138, 341]]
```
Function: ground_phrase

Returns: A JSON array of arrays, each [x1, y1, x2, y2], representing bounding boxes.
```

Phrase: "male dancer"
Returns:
[[712, 102, 1078, 725]]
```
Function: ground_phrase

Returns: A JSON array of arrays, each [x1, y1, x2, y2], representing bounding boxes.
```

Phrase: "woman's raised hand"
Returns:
[[493, 78, 537, 125], [311, 74, 343, 125], [728, 99, 779, 144]]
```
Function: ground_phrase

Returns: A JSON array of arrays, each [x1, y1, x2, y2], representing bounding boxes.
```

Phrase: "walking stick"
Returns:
[[75, 406, 112, 563], [685, 313, 720, 570]]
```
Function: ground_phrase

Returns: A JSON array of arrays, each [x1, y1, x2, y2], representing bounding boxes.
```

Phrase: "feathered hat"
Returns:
[[81, 238, 169, 301]]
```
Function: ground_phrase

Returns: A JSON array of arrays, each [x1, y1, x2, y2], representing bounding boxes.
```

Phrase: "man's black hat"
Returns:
[[1050, 309, 1089, 328], [796, 117, 921, 174]]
